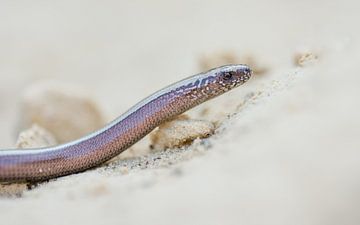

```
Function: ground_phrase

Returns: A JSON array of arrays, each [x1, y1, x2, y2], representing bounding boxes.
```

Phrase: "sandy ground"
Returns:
[[1, 0, 360, 224]]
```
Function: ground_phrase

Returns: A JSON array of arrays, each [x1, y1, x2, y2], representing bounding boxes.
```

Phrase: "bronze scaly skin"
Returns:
[[0, 65, 252, 182]]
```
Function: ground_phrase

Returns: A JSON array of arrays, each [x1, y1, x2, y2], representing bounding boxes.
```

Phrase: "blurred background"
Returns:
[[1, 0, 355, 146], [1, 0, 359, 225]]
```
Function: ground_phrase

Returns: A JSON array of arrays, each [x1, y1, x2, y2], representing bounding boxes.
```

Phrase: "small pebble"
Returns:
[[294, 50, 319, 66], [119, 166, 129, 175], [0, 183, 27, 197]]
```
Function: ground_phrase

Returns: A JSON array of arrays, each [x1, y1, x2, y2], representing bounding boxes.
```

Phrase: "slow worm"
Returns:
[[0, 65, 252, 182]]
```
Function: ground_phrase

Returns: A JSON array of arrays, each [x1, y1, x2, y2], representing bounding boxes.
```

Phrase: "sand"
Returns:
[[1, 0, 360, 224]]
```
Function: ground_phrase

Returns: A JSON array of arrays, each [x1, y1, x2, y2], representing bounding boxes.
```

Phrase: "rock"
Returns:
[[19, 81, 105, 143], [150, 115, 215, 150], [15, 124, 57, 148], [1, 124, 57, 197]]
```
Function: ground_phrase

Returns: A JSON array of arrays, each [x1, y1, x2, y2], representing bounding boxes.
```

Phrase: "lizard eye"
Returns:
[[223, 71, 235, 80]]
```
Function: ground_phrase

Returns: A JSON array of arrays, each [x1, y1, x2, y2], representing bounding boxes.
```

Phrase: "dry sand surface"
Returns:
[[1, 0, 360, 224]]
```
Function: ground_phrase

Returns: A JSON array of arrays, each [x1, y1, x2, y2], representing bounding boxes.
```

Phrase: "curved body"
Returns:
[[0, 65, 251, 182]]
